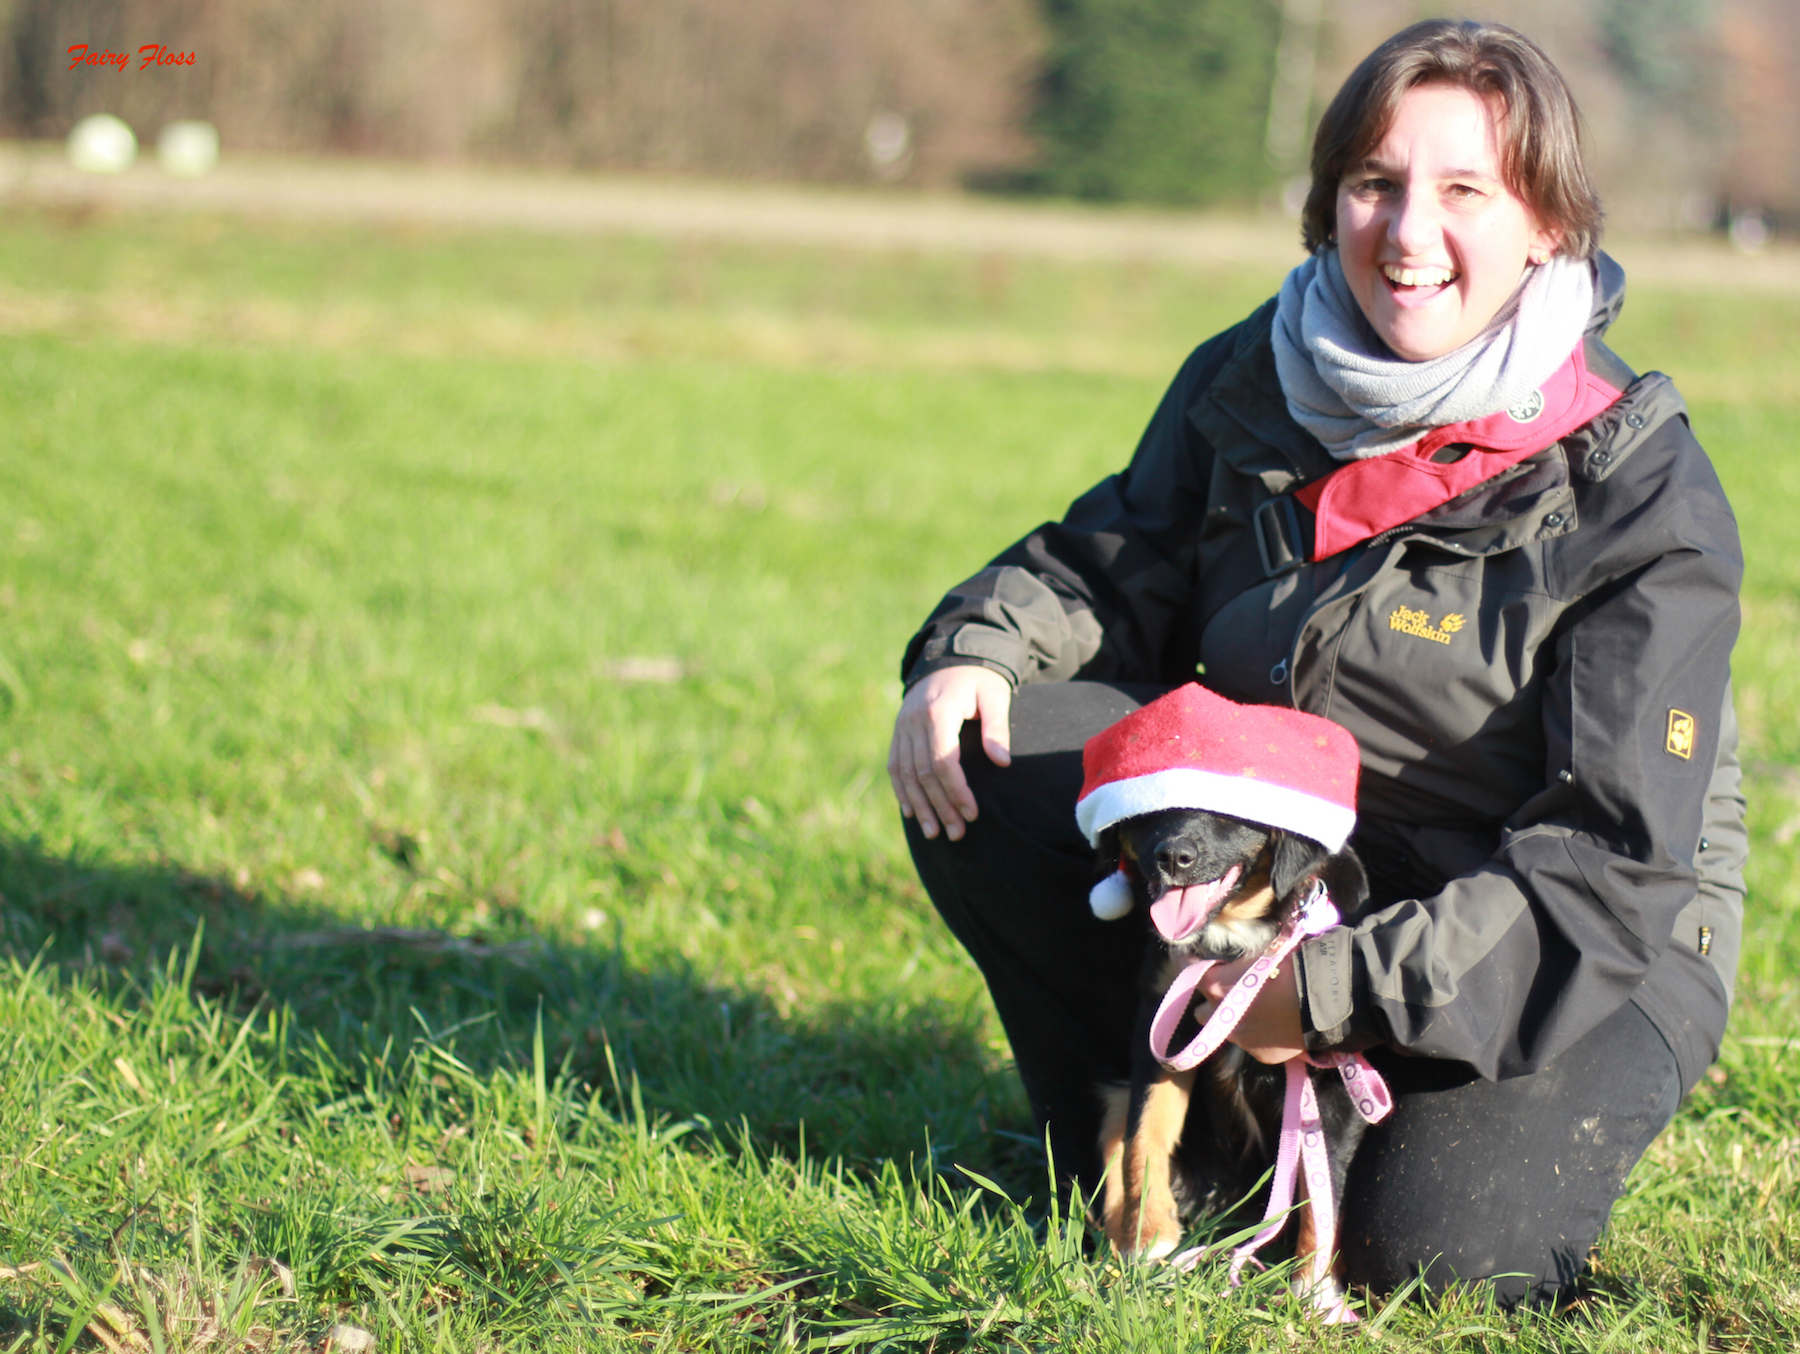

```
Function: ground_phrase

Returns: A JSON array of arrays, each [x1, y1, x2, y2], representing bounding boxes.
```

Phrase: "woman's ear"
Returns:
[[1527, 221, 1564, 268]]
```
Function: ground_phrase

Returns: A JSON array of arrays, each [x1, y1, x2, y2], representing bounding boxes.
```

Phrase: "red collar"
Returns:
[[1293, 344, 1625, 560]]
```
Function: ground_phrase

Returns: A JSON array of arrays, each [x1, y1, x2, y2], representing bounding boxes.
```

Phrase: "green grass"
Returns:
[[0, 202, 1794, 1350]]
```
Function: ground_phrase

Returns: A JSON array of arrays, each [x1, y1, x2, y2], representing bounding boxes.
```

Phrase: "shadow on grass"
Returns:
[[0, 836, 1042, 1193]]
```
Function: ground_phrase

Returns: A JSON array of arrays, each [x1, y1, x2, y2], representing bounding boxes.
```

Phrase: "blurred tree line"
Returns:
[[0, 0, 1291, 203], [1, 0, 1791, 216]]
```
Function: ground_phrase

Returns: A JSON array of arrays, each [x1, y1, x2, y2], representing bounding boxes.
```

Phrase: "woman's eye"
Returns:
[[1351, 177, 1393, 195], [1445, 183, 1483, 201]]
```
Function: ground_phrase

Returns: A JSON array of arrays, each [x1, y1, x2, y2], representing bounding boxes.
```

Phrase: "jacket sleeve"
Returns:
[[1296, 411, 1744, 1083], [899, 330, 1242, 689]]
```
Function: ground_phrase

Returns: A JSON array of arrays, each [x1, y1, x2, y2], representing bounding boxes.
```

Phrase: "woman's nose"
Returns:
[[1387, 189, 1441, 255]]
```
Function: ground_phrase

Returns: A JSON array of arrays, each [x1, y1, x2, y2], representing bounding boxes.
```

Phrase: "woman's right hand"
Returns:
[[887, 666, 1013, 841]]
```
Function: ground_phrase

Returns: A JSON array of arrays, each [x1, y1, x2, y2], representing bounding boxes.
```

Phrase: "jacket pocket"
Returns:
[[1311, 558, 1558, 825]]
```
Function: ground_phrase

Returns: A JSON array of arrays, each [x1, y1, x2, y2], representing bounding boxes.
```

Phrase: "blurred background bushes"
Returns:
[[998, 0, 1280, 204], [2, 0, 1797, 220]]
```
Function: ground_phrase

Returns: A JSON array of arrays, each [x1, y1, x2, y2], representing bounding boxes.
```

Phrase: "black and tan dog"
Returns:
[[1094, 805, 1369, 1265]]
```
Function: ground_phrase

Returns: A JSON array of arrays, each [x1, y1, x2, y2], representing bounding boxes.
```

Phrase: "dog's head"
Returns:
[[1098, 807, 1367, 961]]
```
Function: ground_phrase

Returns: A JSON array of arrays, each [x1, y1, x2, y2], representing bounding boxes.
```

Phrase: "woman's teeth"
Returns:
[[1382, 265, 1457, 287]]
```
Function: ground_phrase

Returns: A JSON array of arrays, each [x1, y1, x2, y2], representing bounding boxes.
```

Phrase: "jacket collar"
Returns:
[[1189, 300, 1335, 493]]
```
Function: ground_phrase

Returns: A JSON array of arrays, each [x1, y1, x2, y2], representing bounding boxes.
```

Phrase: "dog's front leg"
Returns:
[[1100, 1066, 1196, 1259]]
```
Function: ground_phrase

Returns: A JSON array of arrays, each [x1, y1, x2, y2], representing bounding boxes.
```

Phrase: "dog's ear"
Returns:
[[1315, 848, 1369, 915], [1269, 830, 1330, 906], [1094, 824, 1120, 877]]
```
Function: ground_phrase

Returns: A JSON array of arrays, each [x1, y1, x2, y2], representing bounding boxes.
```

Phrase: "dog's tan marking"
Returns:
[[1102, 1067, 1196, 1259], [1097, 1083, 1130, 1239], [1294, 1173, 1319, 1261], [1215, 882, 1276, 926], [1214, 847, 1275, 925]]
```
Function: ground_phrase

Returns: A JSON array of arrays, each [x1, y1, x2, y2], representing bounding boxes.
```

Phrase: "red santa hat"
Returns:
[[1078, 684, 1360, 920]]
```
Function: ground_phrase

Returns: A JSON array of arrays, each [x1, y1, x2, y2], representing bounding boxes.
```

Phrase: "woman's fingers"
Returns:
[[887, 687, 958, 837], [974, 673, 1013, 768], [887, 666, 1012, 840], [910, 710, 968, 836], [885, 719, 936, 831]]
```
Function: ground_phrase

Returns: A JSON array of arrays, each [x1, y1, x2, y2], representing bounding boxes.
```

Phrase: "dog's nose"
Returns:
[[1154, 840, 1199, 875]]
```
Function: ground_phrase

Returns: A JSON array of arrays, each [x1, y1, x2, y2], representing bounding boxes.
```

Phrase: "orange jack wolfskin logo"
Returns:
[[1666, 709, 1695, 760], [1388, 606, 1465, 645]]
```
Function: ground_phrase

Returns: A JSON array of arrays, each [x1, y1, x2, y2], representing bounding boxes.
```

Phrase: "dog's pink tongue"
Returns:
[[1149, 865, 1243, 943]]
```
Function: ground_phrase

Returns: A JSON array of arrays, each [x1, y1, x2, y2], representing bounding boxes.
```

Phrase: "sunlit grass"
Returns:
[[0, 204, 1792, 1349]]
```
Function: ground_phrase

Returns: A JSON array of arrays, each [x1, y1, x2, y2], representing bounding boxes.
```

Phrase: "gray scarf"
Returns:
[[1271, 250, 1595, 460]]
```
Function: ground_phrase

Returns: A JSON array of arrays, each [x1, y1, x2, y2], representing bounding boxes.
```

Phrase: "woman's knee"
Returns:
[[1337, 1005, 1682, 1308]]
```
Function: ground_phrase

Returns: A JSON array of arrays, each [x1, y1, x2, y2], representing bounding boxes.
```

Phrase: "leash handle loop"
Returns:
[[1308, 1050, 1394, 1124]]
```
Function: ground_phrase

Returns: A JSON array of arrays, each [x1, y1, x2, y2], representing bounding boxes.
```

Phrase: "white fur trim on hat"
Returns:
[[1089, 868, 1135, 920], [1076, 766, 1355, 853]]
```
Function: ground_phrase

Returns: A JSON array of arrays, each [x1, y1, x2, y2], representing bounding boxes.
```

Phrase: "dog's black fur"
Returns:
[[1095, 806, 1370, 1268]]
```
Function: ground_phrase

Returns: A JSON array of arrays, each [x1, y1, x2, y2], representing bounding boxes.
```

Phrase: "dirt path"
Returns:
[[5, 142, 1798, 291]]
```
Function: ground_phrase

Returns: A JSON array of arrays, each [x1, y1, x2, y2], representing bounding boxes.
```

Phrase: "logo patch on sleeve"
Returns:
[[1665, 709, 1695, 760]]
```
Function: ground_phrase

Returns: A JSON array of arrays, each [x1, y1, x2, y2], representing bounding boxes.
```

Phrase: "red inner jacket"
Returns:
[[1295, 346, 1624, 560]]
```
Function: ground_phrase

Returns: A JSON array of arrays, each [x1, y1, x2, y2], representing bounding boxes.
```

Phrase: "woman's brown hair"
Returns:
[[1301, 20, 1603, 259]]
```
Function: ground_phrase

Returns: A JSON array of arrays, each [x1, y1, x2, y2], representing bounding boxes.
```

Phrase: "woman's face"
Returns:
[[1335, 82, 1561, 362]]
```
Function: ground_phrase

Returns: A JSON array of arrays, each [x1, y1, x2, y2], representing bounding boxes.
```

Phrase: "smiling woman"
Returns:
[[1333, 83, 1561, 362], [889, 17, 1745, 1315]]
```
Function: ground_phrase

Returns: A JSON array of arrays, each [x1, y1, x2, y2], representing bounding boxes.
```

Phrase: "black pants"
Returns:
[[905, 681, 1682, 1308]]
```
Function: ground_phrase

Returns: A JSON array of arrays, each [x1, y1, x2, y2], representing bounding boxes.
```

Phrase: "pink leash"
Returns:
[[1149, 883, 1392, 1323]]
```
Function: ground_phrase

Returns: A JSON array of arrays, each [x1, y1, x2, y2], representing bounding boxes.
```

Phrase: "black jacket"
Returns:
[[903, 258, 1745, 1092]]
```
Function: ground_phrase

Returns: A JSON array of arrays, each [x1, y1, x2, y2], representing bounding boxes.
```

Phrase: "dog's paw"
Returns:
[[1292, 1271, 1359, 1322], [1132, 1231, 1182, 1264], [1107, 1193, 1185, 1262]]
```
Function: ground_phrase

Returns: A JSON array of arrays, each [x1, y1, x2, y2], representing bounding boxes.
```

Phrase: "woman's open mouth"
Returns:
[[1381, 263, 1458, 302]]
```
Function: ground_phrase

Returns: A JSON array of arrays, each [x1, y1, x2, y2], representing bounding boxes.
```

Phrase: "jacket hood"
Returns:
[[1586, 250, 1627, 339]]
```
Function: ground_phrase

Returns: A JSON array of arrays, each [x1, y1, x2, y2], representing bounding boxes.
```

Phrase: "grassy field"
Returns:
[[0, 200, 1794, 1351]]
